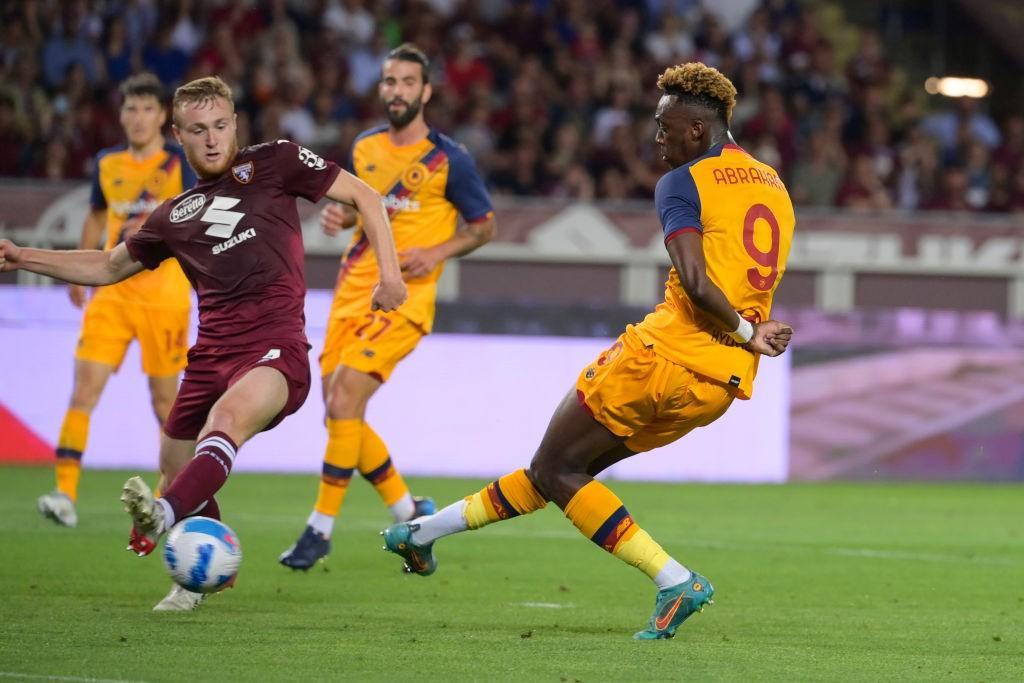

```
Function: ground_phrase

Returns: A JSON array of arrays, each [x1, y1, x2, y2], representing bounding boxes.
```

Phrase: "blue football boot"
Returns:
[[278, 526, 330, 570]]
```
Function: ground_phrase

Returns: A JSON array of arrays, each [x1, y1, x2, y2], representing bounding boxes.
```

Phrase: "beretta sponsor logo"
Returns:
[[170, 194, 206, 223]]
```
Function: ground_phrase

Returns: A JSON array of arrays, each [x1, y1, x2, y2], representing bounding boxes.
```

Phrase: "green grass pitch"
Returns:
[[0, 466, 1021, 681]]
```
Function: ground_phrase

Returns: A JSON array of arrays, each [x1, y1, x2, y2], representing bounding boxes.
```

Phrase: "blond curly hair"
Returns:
[[657, 63, 737, 125]]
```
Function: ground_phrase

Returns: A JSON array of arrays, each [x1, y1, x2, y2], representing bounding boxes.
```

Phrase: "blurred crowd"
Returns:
[[1, 0, 1022, 213]]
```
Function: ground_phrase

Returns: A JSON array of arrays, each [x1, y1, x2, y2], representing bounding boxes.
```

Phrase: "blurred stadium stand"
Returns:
[[0, 0, 1022, 209]]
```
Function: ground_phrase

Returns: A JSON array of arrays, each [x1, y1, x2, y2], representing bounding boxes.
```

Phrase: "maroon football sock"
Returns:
[[201, 496, 221, 520], [185, 496, 221, 520], [162, 432, 236, 525]]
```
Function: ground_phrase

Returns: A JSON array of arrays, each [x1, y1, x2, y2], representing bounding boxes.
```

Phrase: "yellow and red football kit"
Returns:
[[78, 143, 195, 377], [577, 142, 795, 452], [305, 128, 493, 534], [321, 126, 493, 381]]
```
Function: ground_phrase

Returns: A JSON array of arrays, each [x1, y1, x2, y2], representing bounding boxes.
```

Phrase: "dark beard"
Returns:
[[385, 98, 422, 129]]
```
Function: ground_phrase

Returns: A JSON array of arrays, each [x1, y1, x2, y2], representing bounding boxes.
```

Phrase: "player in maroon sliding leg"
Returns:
[[0, 76, 407, 611]]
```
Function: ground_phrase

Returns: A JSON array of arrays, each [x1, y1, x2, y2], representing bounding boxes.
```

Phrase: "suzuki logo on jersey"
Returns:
[[201, 196, 256, 255], [202, 196, 245, 239], [211, 228, 256, 255], [170, 193, 206, 223]]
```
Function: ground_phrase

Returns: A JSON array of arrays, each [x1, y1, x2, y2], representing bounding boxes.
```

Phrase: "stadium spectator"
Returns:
[[1008, 166, 1024, 213], [895, 126, 941, 210], [921, 97, 1002, 155], [993, 114, 1024, 173], [142, 25, 190, 88], [835, 154, 894, 211], [923, 164, 974, 212], [0, 92, 28, 176], [742, 87, 797, 172], [40, 9, 100, 88], [101, 17, 133, 84], [791, 128, 846, 207]]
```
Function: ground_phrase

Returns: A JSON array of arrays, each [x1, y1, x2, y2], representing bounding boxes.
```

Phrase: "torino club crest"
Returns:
[[232, 161, 254, 184]]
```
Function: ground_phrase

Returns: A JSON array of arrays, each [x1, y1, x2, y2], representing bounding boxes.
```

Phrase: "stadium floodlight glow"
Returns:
[[924, 76, 990, 98]]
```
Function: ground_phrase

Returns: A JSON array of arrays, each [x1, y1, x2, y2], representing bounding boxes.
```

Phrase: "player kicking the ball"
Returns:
[[0, 76, 406, 611], [381, 62, 794, 639]]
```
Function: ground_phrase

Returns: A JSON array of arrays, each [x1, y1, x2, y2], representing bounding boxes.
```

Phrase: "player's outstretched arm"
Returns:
[[323, 170, 406, 312], [68, 208, 107, 307], [0, 239, 144, 286], [666, 231, 792, 353]]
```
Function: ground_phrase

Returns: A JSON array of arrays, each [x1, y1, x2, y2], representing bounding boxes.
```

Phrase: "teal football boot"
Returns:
[[381, 522, 436, 576], [634, 572, 714, 640]]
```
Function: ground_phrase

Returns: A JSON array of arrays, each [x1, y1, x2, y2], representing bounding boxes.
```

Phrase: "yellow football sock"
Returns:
[[463, 468, 547, 529], [563, 480, 670, 580], [313, 418, 360, 516], [55, 408, 89, 502], [357, 423, 408, 506]]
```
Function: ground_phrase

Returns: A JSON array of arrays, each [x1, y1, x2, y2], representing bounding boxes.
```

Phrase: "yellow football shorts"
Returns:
[[575, 325, 737, 453], [76, 297, 189, 377], [319, 310, 424, 382]]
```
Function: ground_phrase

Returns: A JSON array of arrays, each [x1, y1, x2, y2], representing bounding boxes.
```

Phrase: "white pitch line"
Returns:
[[0, 673, 145, 683], [824, 547, 1022, 566], [473, 527, 1024, 567], [511, 602, 575, 609]]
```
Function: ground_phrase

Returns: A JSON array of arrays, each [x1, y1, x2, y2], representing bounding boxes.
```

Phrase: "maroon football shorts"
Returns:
[[163, 339, 312, 441]]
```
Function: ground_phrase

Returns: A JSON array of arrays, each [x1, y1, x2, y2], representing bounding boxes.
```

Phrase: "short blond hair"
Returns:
[[657, 63, 737, 125], [172, 76, 234, 124]]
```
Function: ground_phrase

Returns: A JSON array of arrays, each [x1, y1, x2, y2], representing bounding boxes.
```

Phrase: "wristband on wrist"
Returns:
[[728, 316, 754, 344]]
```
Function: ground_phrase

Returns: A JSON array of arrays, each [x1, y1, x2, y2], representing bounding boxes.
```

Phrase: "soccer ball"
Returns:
[[163, 516, 242, 594]]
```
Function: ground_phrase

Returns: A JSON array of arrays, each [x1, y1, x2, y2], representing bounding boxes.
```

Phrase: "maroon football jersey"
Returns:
[[126, 140, 341, 347]]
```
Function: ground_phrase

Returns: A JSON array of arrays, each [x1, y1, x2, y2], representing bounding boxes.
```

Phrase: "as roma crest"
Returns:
[[401, 162, 429, 191], [232, 161, 254, 184]]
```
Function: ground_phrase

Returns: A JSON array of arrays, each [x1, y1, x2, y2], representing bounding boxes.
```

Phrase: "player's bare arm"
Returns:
[[400, 214, 497, 279], [323, 170, 407, 312], [68, 208, 107, 307], [0, 239, 145, 285], [667, 231, 792, 357]]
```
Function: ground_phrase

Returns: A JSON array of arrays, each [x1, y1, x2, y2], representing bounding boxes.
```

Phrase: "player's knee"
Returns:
[[204, 406, 241, 439], [68, 388, 99, 412], [527, 454, 566, 499], [324, 382, 366, 420], [525, 463, 553, 500], [150, 396, 173, 423]]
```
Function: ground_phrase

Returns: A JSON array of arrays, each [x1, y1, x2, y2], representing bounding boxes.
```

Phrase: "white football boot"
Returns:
[[153, 584, 206, 612], [37, 491, 78, 528], [120, 476, 165, 556]]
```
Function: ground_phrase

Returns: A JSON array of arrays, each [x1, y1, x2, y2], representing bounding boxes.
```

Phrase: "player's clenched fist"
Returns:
[[370, 278, 408, 312], [744, 320, 793, 357], [0, 238, 22, 272], [320, 202, 358, 236], [68, 284, 89, 308]]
